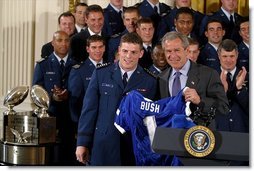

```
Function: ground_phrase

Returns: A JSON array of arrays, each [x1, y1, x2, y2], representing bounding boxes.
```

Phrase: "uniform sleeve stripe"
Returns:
[[114, 122, 126, 134]]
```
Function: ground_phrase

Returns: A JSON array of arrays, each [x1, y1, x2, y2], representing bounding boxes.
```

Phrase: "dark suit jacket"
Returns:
[[70, 28, 108, 63], [157, 61, 229, 116], [77, 62, 157, 165], [41, 41, 53, 58]]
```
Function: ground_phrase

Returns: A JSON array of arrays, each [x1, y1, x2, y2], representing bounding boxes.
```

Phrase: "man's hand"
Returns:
[[236, 66, 247, 90], [183, 87, 201, 105], [76, 146, 90, 164], [51, 85, 68, 101], [220, 71, 228, 92]]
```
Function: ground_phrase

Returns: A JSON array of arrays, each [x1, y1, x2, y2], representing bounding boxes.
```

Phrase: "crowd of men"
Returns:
[[33, 0, 249, 166]]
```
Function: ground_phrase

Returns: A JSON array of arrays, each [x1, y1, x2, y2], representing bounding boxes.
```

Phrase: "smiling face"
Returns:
[[118, 42, 143, 71], [52, 31, 70, 58], [163, 38, 188, 70]]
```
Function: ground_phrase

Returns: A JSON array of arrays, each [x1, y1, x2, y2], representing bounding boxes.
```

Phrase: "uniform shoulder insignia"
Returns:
[[144, 68, 157, 78], [134, 2, 141, 8], [111, 33, 121, 38], [96, 62, 111, 69], [36, 57, 47, 63], [72, 64, 81, 69]]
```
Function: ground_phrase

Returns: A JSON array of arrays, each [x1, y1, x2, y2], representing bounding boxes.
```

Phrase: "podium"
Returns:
[[152, 127, 249, 166]]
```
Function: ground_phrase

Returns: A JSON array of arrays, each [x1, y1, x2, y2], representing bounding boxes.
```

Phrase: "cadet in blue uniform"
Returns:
[[107, 6, 141, 63], [216, 39, 249, 133], [216, 39, 248, 166], [41, 12, 76, 58], [157, 0, 204, 43], [198, 19, 225, 73], [75, 33, 157, 166], [200, 0, 243, 45], [102, 0, 125, 37], [68, 35, 106, 124], [33, 31, 77, 165], [136, 0, 171, 41], [237, 18, 249, 72], [148, 44, 168, 76]]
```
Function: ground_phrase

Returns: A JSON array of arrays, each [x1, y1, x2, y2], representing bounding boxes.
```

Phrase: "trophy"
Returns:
[[30, 85, 50, 118], [3, 86, 29, 115]]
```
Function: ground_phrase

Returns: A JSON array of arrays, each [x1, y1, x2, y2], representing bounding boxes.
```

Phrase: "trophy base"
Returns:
[[0, 140, 53, 165]]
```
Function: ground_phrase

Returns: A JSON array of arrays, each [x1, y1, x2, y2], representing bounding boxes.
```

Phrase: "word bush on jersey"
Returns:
[[114, 90, 195, 166]]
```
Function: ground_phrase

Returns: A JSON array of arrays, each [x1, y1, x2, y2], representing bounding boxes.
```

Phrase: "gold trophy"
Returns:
[[3, 86, 29, 115], [30, 85, 50, 118]]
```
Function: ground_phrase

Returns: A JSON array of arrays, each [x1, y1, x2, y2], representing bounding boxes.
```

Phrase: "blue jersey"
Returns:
[[114, 90, 195, 166]]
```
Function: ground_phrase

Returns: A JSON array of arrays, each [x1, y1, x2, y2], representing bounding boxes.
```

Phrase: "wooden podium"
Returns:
[[152, 127, 249, 166]]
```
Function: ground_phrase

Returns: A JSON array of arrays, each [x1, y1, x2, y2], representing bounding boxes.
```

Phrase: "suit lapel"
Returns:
[[159, 67, 170, 98], [186, 62, 200, 89]]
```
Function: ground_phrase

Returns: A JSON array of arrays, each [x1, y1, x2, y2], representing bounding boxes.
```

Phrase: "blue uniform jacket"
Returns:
[[216, 68, 249, 133], [107, 29, 129, 63], [102, 4, 125, 37], [68, 58, 96, 123], [156, 7, 204, 42], [32, 53, 76, 117], [200, 9, 243, 44], [237, 41, 249, 72], [198, 43, 220, 73], [77, 62, 157, 165]]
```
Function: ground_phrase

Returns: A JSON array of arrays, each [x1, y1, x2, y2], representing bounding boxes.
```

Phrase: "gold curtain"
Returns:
[[191, 0, 249, 16], [69, 0, 80, 12]]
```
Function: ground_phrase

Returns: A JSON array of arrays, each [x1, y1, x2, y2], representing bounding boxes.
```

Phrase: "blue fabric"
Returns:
[[115, 90, 195, 166]]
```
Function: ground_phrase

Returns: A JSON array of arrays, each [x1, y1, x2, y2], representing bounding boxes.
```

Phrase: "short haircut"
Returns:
[[188, 37, 199, 47], [205, 18, 225, 31], [123, 6, 140, 19], [86, 35, 106, 47], [217, 39, 238, 54], [85, 4, 104, 18], [74, 2, 88, 13], [120, 32, 143, 50], [136, 17, 154, 28], [237, 16, 249, 31], [161, 31, 189, 49], [58, 11, 75, 25], [175, 7, 194, 20]]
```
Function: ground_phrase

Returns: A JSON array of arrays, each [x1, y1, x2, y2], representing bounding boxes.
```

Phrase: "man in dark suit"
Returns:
[[103, 0, 125, 37], [73, 2, 88, 33], [158, 31, 229, 127], [136, 18, 155, 69], [75, 33, 157, 166], [33, 31, 77, 165], [70, 4, 107, 63], [41, 12, 76, 58], [68, 35, 106, 124]]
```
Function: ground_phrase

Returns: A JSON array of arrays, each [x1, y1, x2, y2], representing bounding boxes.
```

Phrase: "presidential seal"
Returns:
[[184, 125, 215, 157]]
